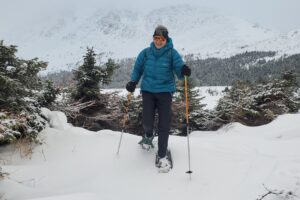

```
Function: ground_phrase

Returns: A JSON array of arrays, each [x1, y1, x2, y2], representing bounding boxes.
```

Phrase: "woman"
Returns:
[[126, 25, 191, 172]]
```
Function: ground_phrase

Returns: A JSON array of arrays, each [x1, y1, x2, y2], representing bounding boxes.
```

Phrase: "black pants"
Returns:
[[142, 91, 172, 158]]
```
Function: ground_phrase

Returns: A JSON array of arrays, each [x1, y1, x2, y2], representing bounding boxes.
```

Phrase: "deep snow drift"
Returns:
[[0, 108, 300, 200]]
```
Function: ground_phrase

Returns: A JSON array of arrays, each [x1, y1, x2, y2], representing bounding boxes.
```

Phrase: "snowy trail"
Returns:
[[1, 110, 300, 200]]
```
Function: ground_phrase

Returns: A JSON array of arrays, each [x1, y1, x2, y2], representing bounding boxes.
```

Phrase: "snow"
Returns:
[[6, 66, 16, 72], [1, 119, 17, 127], [1, 106, 300, 200], [41, 108, 70, 130], [100, 88, 142, 97], [195, 86, 227, 110], [22, 193, 99, 200]]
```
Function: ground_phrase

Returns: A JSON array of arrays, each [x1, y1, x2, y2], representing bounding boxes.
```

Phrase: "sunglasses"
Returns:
[[153, 36, 166, 42]]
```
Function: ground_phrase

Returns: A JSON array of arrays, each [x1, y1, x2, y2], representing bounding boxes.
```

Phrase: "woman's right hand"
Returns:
[[126, 81, 137, 93]]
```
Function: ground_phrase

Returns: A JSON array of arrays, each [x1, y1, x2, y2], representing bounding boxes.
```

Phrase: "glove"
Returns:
[[181, 65, 191, 77], [126, 81, 137, 93]]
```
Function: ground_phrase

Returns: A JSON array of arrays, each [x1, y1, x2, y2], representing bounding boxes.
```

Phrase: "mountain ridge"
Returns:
[[1, 4, 300, 73]]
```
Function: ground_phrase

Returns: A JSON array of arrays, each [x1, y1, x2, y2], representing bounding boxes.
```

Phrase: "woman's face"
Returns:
[[153, 36, 167, 49]]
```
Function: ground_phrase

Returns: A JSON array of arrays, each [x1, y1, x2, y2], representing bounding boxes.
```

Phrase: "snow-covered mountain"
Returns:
[[1, 4, 300, 73]]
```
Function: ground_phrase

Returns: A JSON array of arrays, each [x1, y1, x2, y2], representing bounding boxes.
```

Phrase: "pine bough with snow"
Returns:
[[0, 41, 59, 144]]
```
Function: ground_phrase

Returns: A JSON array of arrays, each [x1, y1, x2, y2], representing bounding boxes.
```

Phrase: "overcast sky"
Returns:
[[1, 0, 300, 33]]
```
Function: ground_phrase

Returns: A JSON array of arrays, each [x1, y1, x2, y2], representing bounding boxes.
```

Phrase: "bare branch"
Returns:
[[257, 184, 297, 200]]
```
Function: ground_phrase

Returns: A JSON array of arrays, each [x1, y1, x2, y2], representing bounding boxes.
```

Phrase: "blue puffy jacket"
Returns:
[[130, 38, 184, 93]]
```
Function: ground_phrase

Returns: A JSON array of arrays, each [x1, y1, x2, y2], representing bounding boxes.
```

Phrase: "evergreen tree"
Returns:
[[0, 41, 47, 111], [0, 41, 47, 144], [38, 80, 60, 107], [176, 78, 205, 113], [0, 43, 25, 110], [215, 70, 300, 127], [174, 78, 205, 135], [102, 58, 119, 86], [273, 70, 300, 112], [215, 80, 255, 124], [72, 48, 118, 102], [72, 48, 104, 102]]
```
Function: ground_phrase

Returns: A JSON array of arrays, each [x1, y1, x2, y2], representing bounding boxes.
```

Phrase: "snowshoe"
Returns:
[[155, 149, 173, 173], [138, 135, 154, 151]]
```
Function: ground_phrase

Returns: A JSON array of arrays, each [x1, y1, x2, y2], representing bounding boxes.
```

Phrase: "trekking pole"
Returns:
[[116, 92, 132, 156], [184, 76, 193, 180]]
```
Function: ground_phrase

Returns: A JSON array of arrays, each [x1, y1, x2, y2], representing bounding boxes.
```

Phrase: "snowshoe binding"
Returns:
[[155, 149, 173, 173], [138, 135, 154, 151]]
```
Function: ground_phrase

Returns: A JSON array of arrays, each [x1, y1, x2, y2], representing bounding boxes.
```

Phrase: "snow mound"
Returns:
[[41, 108, 70, 130], [214, 113, 300, 140]]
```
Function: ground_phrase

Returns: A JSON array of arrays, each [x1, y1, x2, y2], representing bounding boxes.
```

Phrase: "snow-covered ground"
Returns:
[[1, 105, 300, 199], [194, 86, 227, 110]]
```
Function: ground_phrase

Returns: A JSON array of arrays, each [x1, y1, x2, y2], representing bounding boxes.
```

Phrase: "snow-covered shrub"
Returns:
[[38, 80, 60, 107], [215, 70, 300, 126], [0, 41, 48, 145], [0, 108, 47, 144]]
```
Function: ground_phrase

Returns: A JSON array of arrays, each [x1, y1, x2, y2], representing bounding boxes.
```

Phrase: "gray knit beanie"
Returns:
[[153, 25, 169, 40]]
